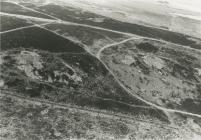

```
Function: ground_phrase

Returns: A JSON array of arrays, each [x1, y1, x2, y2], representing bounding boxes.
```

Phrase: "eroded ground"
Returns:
[[101, 38, 201, 114]]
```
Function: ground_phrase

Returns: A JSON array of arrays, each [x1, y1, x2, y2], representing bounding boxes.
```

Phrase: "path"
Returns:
[[0, 22, 51, 34], [97, 36, 141, 58], [0, 91, 177, 129], [1, 11, 200, 53], [38, 25, 201, 118], [1, 3, 201, 119]]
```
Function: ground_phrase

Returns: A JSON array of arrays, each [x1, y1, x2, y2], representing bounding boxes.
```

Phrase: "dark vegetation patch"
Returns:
[[38, 53, 75, 83], [0, 2, 53, 19], [161, 47, 198, 63], [133, 56, 150, 75], [181, 99, 201, 115], [0, 27, 85, 53], [171, 63, 198, 82], [132, 41, 201, 83], [98, 117, 129, 137], [35, 4, 201, 49], [136, 42, 159, 53], [2, 72, 168, 122], [0, 15, 32, 32], [197, 85, 201, 98], [162, 59, 200, 83], [98, 19, 201, 50], [155, 47, 201, 83], [58, 53, 108, 76]]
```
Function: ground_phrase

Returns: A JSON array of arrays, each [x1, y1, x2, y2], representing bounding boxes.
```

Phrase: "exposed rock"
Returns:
[[143, 55, 165, 69], [121, 55, 136, 65], [15, 51, 43, 80], [0, 80, 5, 88], [195, 68, 201, 76], [0, 54, 3, 65], [88, 17, 105, 22]]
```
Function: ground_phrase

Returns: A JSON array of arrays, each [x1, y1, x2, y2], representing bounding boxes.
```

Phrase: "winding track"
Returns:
[[96, 36, 141, 59], [1, 2, 201, 119], [38, 25, 201, 118], [96, 41, 201, 118]]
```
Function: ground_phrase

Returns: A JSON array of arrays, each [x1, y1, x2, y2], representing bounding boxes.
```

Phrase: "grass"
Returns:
[[0, 1, 53, 19], [0, 95, 180, 140], [0, 15, 32, 32], [43, 23, 127, 48], [136, 42, 159, 53], [35, 4, 201, 49], [1, 27, 85, 53], [34, 4, 103, 23]]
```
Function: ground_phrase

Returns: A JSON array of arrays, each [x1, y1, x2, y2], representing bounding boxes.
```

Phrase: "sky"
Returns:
[[64, 0, 201, 37], [83, 0, 201, 14], [158, 0, 201, 13]]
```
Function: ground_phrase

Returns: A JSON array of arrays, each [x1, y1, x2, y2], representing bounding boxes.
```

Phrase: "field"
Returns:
[[0, 15, 33, 32], [42, 23, 130, 54], [1, 0, 201, 139], [0, 2, 53, 19], [31, 3, 201, 50], [0, 25, 172, 123], [1, 26, 85, 53]]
